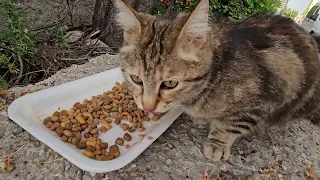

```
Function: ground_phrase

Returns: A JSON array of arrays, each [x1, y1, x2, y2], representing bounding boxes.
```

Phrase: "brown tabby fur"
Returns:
[[115, 0, 320, 161]]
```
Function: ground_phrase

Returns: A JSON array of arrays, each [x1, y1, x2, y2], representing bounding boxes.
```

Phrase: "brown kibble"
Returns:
[[52, 111, 60, 116], [88, 108, 94, 113], [93, 134, 99, 138], [71, 138, 79, 145], [56, 127, 64, 137], [51, 116, 59, 122], [63, 130, 73, 137], [102, 155, 114, 161], [119, 123, 129, 131], [86, 145, 96, 152], [138, 127, 145, 132], [142, 116, 150, 121], [64, 122, 73, 130], [114, 118, 121, 125], [115, 138, 124, 146], [72, 126, 81, 132], [109, 144, 119, 152], [83, 112, 91, 117], [95, 155, 103, 161], [43, 117, 51, 125], [81, 107, 88, 113], [74, 131, 81, 140], [86, 140, 97, 147], [111, 113, 118, 119], [83, 151, 95, 159], [100, 126, 107, 132], [90, 128, 99, 134], [70, 119, 78, 124], [81, 124, 88, 130], [100, 143, 108, 149], [93, 150, 102, 155], [152, 115, 161, 121], [45, 122, 53, 128], [137, 122, 143, 128], [60, 110, 68, 116], [123, 133, 132, 141], [110, 151, 120, 158], [76, 141, 87, 149], [84, 133, 92, 139], [128, 127, 136, 133], [61, 135, 68, 142], [84, 126, 93, 134]]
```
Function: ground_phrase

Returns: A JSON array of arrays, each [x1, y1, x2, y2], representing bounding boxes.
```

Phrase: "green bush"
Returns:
[[0, 0, 38, 87], [156, 0, 282, 20]]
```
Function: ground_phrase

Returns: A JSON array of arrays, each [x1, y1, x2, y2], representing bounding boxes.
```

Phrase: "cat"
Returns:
[[114, 0, 320, 161]]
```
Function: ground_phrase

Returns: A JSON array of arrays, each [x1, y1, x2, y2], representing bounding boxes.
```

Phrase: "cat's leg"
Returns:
[[204, 116, 256, 161], [191, 117, 209, 125]]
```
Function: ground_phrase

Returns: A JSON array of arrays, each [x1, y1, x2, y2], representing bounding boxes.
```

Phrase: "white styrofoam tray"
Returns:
[[8, 67, 183, 173]]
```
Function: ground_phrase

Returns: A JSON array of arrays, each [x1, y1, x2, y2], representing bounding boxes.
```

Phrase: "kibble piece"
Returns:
[[90, 128, 99, 134], [95, 155, 103, 161], [84, 133, 92, 139], [64, 122, 73, 130], [76, 141, 87, 149], [81, 124, 88, 130], [61, 135, 68, 142], [109, 144, 119, 152], [114, 118, 121, 125], [83, 151, 95, 159], [76, 115, 86, 124], [63, 130, 73, 137], [93, 134, 99, 138], [102, 122, 112, 130], [115, 138, 124, 146], [123, 133, 132, 141], [74, 131, 81, 140], [60, 120, 70, 128], [110, 151, 120, 158], [71, 138, 79, 145], [100, 143, 108, 149], [45, 122, 53, 128], [119, 123, 129, 131], [93, 150, 102, 155], [86, 145, 96, 152], [72, 126, 82, 132], [100, 127, 107, 132], [128, 127, 136, 133], [51, 116, 59, 122], [67, 109, 75, 116], [142, 116, 150, 121], [86, 140, 97, 147], [70, 119, 78, 124], [56, 127, 64, 137], [52, 111, 60, 116], [84, 126, 93, 134], [137, 122, 143, 128], [102, 155, 114, 161], [43, 117, 51, 125]]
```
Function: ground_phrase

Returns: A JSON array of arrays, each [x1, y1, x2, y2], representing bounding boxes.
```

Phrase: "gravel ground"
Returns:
[[0, 54, 319, 180]]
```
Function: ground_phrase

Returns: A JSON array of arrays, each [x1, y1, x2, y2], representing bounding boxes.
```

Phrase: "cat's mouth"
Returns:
[[144, 110, 161, 115]]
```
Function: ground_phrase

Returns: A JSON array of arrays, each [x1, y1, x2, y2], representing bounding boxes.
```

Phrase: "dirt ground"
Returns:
[[0, 54, 320, 180]]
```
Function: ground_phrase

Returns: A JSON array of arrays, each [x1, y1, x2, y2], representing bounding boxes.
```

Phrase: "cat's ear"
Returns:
[[176, 0, 211, 61], [115, 0, 141, 47]]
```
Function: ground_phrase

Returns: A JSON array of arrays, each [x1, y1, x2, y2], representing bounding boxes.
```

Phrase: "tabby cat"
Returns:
[[114, 0, 320, 161]]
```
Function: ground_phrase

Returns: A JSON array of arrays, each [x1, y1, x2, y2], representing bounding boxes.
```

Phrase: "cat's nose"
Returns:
[[143, 104, 156, 112]]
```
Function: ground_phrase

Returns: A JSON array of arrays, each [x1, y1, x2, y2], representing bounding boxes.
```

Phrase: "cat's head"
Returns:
[[115, 0, 213, 113]]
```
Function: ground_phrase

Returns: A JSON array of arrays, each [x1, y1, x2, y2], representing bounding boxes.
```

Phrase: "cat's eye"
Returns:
[[130, 74, 143, 85], [161, 81, 178, 89]]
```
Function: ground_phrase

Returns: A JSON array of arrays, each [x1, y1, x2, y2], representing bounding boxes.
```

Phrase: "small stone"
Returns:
[[281, 161, 289, 171], [166, 159, 172, 165], [131, 164, 136, 168]]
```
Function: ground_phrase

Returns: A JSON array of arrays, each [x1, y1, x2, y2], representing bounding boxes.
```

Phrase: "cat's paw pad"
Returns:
[[203, 143, 231, 162], [192, 118, 208, 125]]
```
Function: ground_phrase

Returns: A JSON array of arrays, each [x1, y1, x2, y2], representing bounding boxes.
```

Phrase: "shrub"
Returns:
[[156, 0, 282, 20]]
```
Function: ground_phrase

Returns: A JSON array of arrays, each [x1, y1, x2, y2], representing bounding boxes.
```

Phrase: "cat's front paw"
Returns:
[[203, 142, 231, 162], [191, 118, 209, 125]]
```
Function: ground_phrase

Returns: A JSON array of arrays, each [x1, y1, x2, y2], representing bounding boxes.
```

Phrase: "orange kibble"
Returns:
[[76, 115, 86, 124], [102, 122, 112, 130]]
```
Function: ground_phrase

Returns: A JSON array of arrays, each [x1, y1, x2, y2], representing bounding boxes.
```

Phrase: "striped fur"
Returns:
[[115, 0, 320, 161]]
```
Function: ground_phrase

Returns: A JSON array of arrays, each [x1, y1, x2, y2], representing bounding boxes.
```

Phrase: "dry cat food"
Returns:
[[42, 82, 163, 161]]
